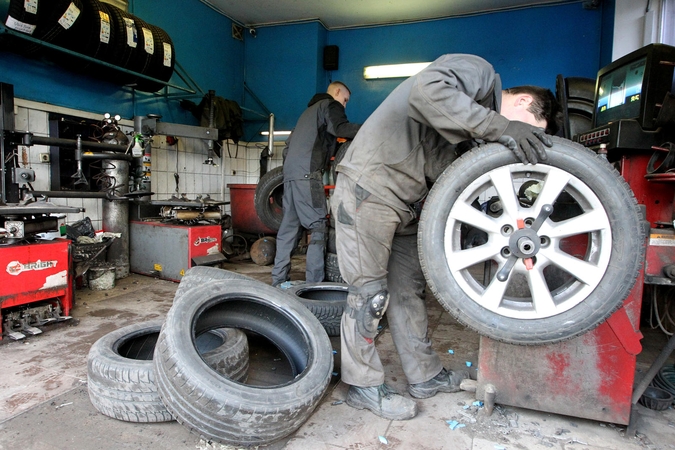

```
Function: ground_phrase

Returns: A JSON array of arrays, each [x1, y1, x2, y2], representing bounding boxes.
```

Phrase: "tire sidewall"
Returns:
[[156, 279, 333, 411], [88, 320, 163, 377], [254, 166, 284, 231]]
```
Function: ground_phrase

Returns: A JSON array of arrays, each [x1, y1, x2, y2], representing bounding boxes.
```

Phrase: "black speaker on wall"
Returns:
[[323, 45, 339, 71]]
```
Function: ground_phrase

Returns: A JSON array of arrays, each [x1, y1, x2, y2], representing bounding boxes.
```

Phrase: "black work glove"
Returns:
[[497, 121, 552, 164]]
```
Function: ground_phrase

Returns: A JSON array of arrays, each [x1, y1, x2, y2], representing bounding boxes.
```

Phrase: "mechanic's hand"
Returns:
[[497, 121, 552, 164]]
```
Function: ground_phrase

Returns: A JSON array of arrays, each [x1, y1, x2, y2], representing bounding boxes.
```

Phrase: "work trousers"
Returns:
[[332, 174, 442, 387], [271, 178, 327, 286]]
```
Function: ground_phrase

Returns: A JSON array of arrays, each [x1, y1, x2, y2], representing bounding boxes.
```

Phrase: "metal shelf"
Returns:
[[0, 24, 199, 95]]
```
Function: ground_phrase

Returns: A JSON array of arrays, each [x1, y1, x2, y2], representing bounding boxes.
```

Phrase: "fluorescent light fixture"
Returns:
[[363, 62, 432, 79], [260, 131, 292, 136]]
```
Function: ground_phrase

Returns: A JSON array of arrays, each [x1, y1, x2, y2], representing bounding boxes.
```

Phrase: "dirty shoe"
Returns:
[[346, 384, 418, 420], [408, 368, 470, 399]]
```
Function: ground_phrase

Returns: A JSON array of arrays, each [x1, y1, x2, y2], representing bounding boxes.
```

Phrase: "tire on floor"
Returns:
[[174, 266, 255, 303], [87, 320, 248, 422], [287, 282, 347, 337], [153, 279, 334, 446]]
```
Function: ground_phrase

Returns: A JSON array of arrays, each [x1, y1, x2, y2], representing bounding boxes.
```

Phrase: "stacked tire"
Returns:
[[1, 0, 175, 92], [254, 166, 284, 233], [87, 321, 249, 423], [87, 266, 334, 446]]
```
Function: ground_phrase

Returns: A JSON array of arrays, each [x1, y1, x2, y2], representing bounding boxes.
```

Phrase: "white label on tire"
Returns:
[[142, 28, 154, 54], [58, 3, 80, 30], [123, 17, 137, 47], [163, 42, 172, 67], [99, 11, 110, 43], [24, 0, 37, 14], [5, 16, 36, 34]]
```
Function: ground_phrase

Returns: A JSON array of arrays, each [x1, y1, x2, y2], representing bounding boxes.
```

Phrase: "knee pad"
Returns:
[[348, 289, 389, 339]]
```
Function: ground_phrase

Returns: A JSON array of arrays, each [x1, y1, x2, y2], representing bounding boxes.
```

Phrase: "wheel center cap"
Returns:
[[508, 228, 541, 258]]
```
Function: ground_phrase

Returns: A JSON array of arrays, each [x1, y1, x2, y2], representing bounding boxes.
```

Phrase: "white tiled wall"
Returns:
[[149, 134, 284, 216], [13, 102, 285, 229]]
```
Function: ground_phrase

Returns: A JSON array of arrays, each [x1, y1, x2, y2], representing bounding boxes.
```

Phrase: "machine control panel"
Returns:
[[577, 127, 611, 146], [575, 119, 665, 151]]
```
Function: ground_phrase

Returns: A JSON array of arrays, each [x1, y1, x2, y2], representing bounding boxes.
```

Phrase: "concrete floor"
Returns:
[[1, 255, 675, 450]]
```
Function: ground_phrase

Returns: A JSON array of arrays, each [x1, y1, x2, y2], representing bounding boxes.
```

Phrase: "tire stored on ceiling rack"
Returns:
[[134, 23, 175, 92], [3, 0, 84, 54], [418, 137, 644, 345], [1, 0, 176, 92]]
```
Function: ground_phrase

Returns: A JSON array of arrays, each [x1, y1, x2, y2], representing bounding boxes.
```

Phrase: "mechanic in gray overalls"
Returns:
[[332, 54, 562, 420], [271, 81, 361, 287]]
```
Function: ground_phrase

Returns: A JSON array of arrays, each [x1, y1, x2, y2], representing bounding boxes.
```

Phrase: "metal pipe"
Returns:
[[29, 135, 128, 153], [268, 113, 275, 157], [30, 191, 108, 199], [206, 90, 216, 162], [81, 152, 133, 162], [102, 159, 130, 279], [173, 210, 222, 220]]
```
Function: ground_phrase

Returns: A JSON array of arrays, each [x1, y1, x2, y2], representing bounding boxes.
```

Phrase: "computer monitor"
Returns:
[[593, 43, 675, 130]]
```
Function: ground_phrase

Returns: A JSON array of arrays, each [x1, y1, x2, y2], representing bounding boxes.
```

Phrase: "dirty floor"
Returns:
[[1, 255, 675, 450]]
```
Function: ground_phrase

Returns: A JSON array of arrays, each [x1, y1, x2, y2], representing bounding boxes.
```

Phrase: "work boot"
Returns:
[[346, 383, 418, 420], [408, 368, 470, 399]]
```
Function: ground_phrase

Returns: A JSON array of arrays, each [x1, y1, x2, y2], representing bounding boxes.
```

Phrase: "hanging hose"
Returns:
[[648, 285, 675, 336]]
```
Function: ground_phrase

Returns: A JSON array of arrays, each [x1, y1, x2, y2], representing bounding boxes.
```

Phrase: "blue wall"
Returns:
[[1, 1, 612, 137], [241, 22, 327, 141], [0, 0, 242, 125], [244, 2, 611, 138]]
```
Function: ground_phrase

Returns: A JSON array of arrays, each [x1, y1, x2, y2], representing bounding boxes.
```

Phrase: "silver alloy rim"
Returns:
[[444, 163, 612, 319]]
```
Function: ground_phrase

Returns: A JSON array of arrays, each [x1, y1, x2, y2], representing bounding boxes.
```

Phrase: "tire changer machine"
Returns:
[[475, 44, 675, 430], [0, 82, 227, 339], [1, 83, 92, 340]]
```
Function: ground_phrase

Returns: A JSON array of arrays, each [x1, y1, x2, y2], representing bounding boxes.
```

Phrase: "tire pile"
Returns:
[[2, 0, 175, 92], [87, 266, 336, 446]]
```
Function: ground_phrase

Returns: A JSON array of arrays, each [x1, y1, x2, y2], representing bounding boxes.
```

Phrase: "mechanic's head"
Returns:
[[328, 81, 351, 108], [501, 86, 562, 135]]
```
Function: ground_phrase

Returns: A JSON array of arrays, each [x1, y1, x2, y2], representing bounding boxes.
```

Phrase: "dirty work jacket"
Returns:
[[283, 93, 361, 182], [337, 54, 509, 213]]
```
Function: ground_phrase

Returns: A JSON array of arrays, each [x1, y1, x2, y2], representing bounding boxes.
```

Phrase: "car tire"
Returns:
[[87, 320, 248, 422], [153, 279, 333, 446], [254, 166, 284, 232], [173, 266, 255, 302], [324, 252, 344, 284], [287, 282, 347, 336], [418, 138, 644, 345]]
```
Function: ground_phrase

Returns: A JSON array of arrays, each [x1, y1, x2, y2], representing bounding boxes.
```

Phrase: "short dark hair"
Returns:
[[329, 81, 351, 95], [504, 86, 562, 136]]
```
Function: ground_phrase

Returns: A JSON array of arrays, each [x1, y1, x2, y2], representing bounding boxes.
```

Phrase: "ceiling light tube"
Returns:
[[363, 62, 432, 79], [260, 131, 292, 136]]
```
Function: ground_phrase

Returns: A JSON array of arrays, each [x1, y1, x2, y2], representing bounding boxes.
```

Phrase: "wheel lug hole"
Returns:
[[524, 218, 534, 227], [501, 225, 514, 235], [540, 236, 550, 247], [501, 247, 511, 257]]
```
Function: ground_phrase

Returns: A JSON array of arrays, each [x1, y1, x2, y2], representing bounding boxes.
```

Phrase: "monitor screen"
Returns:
[[594, 56, 647, 127]]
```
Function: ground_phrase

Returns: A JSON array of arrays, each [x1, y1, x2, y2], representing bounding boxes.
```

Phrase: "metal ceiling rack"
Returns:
[[0, 24, 198, 95]]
